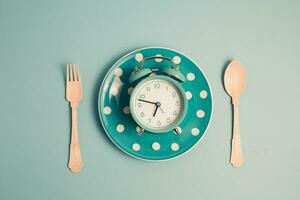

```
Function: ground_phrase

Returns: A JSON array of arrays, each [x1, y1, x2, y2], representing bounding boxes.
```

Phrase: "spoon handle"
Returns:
[[230, 103, 243, 167]]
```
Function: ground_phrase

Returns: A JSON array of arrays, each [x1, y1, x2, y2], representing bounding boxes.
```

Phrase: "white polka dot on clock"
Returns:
[[191, 128, 200, 136], [103, 106, 111, 115], [173, 56, 181, 64], [152, 142, 160, 151], [123, 106, 130, 114], [200, 90, 208, 99], [155, 54, 163, 62], [116, 124, 125, 133], [171, 143, 179, 151], [185, 91, 192, 100], [132, 143, 140, 151], [127, 87, 133, 95], [196, 110, 205, 118], [114, 68, 123, 77], [135, 53, 143, 62], [186, 73, 195, 81]]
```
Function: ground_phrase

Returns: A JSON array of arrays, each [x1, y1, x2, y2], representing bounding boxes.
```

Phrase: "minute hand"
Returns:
[[138, 99, 157, 105]]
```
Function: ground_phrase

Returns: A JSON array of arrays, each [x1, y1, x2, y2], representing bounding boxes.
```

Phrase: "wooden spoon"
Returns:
[[224, 59, 247, 168]]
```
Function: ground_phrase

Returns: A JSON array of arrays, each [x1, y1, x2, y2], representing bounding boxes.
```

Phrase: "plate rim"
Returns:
[[98, 46, 214, 161]]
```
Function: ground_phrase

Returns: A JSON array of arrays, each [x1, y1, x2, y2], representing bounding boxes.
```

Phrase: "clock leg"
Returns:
[[174, 127, 182, 135], [136, 126, 144, 135]]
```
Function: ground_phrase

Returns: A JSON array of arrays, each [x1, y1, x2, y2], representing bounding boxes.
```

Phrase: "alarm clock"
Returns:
[[129, 56, 188, 134]]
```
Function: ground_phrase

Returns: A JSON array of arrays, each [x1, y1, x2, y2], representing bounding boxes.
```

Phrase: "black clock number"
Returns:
[[167, 118, 171, 123], [140, 112, 145, 117]]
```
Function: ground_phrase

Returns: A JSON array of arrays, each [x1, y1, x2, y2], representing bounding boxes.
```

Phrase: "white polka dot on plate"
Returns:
[[114, 68, 123, 77], [200, 90, 208, 99], [123, 106, 130, 114], [136, 126, 143, 134], [110, 87, 118, 96], [191, 128, 200, 136], [155, 54, 163, 62], [171, 143, 179, 151], [127, 87, 134, 95], [152, 142, 160, 151], [196, 110, 205, 118], [173, 56, 181, 64], [103, 106, 111, 115], [186, 73, 195, 81], [116, 124, 125, 133], [185, 91, 192, 100], [135, 53, 143, 62], [132, 143, 140, 151]]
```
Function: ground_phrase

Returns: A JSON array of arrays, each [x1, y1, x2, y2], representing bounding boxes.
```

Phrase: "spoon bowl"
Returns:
[[224, 59, 247, 104]]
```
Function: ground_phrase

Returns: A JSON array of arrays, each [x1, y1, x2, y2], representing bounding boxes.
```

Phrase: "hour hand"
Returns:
[[138, 99, 156, 105], [153, 106, 159, 117]]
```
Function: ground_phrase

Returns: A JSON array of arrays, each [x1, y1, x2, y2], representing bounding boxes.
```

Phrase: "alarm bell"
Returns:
[[129, 56, 185, 84]]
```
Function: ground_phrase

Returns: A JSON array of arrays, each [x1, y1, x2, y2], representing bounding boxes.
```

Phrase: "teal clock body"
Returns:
[[130, 75, 188, 134]]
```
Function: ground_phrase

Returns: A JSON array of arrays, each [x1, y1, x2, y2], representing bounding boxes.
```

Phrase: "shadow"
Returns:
[[61, 63, 67, 84], [91, 61, 114, 144], [220, 59, 235, 163], [60, 63, 73, 166], [60, 62, 70, 128], [220, 59, 232, 91], [91, 48, 142, 160]]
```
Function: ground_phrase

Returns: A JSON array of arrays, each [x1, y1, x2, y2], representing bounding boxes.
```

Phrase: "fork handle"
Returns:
[[230, 103, 243, 168], [68, 105, 83, 173]]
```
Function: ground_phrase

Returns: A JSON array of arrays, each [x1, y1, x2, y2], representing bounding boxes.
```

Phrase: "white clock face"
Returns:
[[130, 78, 185, 132]]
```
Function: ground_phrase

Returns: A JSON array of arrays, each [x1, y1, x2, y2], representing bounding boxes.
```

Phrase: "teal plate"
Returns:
[[98, 47, 213, 161]]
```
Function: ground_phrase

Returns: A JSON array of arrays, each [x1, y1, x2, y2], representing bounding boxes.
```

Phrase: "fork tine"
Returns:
[[70, 64, 73, 81], [76, 64, 81, 82], [73, 64, 78, 81], [66, 64, 69, 82]]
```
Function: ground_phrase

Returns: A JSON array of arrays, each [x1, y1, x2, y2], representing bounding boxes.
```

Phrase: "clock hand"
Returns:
[[153, 105, 159, 117], [138, 99, 156, 105], [153, 102, 163, 116], [158, 106, 164, 114]]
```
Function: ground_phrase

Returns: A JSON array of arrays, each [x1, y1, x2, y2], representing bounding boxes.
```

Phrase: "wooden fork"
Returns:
[[66, 64, 83, 173]]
